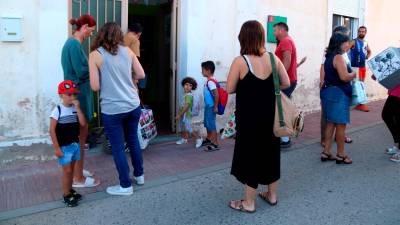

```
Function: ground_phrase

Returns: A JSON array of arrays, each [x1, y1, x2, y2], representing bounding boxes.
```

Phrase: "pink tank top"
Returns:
[[389, 85, 400, 98]]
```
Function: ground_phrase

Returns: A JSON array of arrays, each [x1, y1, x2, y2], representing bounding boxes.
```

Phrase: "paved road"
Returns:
[[3, 123, 400, 225]]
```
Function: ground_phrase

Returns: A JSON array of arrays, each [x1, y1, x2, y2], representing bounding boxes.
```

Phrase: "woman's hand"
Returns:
[[55, 148, 64, 158]]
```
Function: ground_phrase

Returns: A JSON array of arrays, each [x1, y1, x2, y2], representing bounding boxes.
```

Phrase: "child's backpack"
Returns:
[[191, 92, 201, 117], [207, 79, 228, 115]]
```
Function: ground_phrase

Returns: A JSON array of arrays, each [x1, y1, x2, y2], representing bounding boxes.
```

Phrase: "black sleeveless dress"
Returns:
[[230, 56, 281, 189]]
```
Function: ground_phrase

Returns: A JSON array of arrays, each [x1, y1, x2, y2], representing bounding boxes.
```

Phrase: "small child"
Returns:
[[175, 77, 203, 148], [201, 61, 220, 151], [49, 80, 87, 207]]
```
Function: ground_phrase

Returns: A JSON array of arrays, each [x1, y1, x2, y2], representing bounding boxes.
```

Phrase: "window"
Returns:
[[332, 14, 359, 39]]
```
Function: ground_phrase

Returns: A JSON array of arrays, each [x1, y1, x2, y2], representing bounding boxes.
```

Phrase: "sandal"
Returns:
[[321, 152, 336, 162], [83, 169, 94, 178], [73, 177, 100, 188], [258, 192, 278, 206], [336, 155, 353, 164], [229, 200, 256, 213]]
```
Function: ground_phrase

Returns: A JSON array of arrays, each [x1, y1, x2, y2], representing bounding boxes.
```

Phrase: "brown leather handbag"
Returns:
[[268, 52, 304, 138]]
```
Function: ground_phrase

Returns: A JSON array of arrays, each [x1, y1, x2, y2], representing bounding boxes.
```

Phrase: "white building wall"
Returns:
[[179, 0, 393, 129], [0, 0, 67, 146], [362, 0, 400, 101], [180, 0, 330, 128], [1, 0, 398, 146]]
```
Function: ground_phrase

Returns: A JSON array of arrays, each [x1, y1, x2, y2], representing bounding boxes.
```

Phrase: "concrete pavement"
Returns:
[[2, 123, 400, 225]]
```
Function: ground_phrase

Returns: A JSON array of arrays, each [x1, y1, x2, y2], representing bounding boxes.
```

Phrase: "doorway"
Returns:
[[128, 0, 174, 135]]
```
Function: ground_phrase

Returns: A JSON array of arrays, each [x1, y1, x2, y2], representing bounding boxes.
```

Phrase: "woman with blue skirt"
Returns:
[[320, 33, 356, 164]]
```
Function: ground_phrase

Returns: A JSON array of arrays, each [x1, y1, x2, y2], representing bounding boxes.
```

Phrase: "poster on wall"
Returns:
[[267, 15, 287, 43]]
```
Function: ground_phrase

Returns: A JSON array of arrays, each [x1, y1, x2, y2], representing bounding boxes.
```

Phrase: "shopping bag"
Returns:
[[351, 79, 368, 106], [137, 108, 157, 150], [221, 112, 236, 139]]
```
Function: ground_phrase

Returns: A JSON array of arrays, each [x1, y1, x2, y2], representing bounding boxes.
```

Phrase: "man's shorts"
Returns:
[[358, 67, 367, 81], [58, 142, 80, 166], [204, 107, 217, 132]]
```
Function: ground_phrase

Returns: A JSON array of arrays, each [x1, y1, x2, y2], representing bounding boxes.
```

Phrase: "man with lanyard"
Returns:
[[350, 26, 372, 112], [273, 22, 298, 149]]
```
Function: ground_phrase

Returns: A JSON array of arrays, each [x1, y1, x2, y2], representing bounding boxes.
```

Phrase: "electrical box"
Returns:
[[267, 15, 287, 43], [1, 15, 23, 42]]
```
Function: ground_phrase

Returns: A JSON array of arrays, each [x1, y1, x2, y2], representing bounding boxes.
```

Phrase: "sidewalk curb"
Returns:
[[0, 121, 384, 222]]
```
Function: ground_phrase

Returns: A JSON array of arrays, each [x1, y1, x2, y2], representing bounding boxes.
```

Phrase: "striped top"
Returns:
[[50, 104, 80, 147]]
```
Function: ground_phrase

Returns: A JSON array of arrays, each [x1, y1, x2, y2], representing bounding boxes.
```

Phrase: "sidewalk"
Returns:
[[0, 100, 386, 213], [3, 120, 398, 225]]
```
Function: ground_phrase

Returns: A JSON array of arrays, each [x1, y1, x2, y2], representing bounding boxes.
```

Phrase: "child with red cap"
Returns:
[[49, 80, 87, 207]]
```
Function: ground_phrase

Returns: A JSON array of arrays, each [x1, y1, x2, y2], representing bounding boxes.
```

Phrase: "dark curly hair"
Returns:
[[181, 77, 197, 90], [91, 22, 123, 55]]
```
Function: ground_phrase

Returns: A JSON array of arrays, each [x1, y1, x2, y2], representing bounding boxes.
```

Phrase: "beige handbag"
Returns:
[[268, 52, 304, 138]]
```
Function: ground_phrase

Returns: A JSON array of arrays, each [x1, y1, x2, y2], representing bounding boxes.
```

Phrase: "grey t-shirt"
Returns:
[[98, 45, 140, 115]]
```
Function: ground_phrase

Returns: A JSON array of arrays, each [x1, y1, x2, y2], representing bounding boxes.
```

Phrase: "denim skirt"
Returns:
[[320, 86, 351, 124]]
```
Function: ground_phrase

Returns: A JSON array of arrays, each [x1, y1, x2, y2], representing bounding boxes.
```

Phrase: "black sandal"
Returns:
[[229, 200, 256, 213], [258, 192, 278, 206], [321, 152, 336, 162], [336, 155, 353, 164]]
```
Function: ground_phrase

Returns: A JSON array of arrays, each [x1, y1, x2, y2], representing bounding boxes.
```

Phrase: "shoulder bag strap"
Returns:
[[268, 52, 286, 127], [57, 105, 61, 121]]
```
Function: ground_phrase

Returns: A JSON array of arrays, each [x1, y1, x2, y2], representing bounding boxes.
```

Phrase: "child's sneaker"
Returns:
[[195, 138, 203, 148], [70, 189, 82, 201], [176, 138, 188, 145], [204, 143, 220, 152], [390, 153, 400, 163], [134, 175, 145, 185], [385, 146, 399, 155], [201, 138, 212, 147], [63, 193, 78, 207]]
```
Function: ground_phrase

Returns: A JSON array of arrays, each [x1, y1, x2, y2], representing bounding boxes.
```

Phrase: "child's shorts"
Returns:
[[204, 107, 217, 132], [180, 117, 193, 133], [58, 142, 80, 166]]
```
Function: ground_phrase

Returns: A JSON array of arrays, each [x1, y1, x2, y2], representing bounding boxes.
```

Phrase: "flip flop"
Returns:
[[73, 177, 100, 188], [229, 200, 256, 213], [258, 192, 278, 206], [83, 169, 94, 177]]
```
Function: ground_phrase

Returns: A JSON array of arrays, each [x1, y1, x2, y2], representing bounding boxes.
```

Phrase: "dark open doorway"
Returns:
[[128, 0, 173, 135]]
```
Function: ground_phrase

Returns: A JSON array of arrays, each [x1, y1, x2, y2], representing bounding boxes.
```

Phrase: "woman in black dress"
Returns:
[[227, 21, 290, 213]]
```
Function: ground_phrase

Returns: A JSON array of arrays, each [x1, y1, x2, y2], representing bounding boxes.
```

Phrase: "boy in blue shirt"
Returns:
[[201, 61, 220, 151]]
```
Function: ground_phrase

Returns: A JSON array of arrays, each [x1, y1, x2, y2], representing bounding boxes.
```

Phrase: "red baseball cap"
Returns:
[[58, 80, 80, 94]]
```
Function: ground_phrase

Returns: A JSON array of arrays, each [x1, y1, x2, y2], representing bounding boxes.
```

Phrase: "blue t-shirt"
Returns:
[[203, 79, 217, 107]]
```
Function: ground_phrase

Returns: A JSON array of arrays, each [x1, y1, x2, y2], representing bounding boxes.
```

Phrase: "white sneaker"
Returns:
[[106, 185, 133, 196], [134, 175, 145, 185], [176, 138, 188, 145], [195, 138, 203, 148], [386, 146, 399, 155]]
